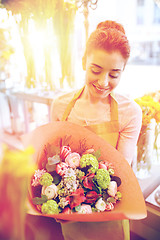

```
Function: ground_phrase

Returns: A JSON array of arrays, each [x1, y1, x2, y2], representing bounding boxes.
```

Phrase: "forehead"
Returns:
[[86, 49, 125, 70]]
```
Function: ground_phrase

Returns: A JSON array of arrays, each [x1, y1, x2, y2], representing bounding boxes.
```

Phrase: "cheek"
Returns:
[[85, 72, 95, 84], [110, 78, 120, 88]]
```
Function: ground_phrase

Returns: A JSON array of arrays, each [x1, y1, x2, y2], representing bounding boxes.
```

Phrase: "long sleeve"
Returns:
[[116, 99, 142, 165]]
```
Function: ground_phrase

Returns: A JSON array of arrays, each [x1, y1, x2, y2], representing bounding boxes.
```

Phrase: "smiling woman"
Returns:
[[51, 20, 142, 240], [51, 20, 141, 163], [84, 49, 124, 102]]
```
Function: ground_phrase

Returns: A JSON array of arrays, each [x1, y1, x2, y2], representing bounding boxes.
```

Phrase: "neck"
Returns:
[[82, 86, 110, 105]]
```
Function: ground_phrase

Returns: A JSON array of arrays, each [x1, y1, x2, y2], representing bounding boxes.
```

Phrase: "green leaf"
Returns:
[[53, 172, 61, 185], [91, 207, 98, 212], [107, 197, 116, 203], [92, 179, 102, 194], [75, 204, 81, 212], [32, 195, 48, 205], [102, 191, 110, 203], [93, 149, 101, 160]]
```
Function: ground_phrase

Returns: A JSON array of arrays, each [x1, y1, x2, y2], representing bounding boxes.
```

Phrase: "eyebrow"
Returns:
[[91, 63, 102, 69], [91, 64, 122, 72]]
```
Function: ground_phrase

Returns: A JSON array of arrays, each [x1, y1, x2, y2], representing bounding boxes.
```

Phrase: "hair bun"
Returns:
[[96, 20, 125, 34]]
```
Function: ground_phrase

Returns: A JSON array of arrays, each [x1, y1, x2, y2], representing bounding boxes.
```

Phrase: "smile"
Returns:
[[93, 84, 110, 92]]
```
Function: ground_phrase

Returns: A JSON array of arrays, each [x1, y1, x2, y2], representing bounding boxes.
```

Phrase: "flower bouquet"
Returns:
[[24, 121, 147, 222]]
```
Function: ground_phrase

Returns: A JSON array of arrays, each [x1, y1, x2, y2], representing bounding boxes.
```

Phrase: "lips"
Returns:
[[92, 84, 110, 92]]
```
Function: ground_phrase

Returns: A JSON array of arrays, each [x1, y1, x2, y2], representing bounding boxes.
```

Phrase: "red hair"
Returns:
[[83, 20, 130, 67], [96, 20, 126, 34]]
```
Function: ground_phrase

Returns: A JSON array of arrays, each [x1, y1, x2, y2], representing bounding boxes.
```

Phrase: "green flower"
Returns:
[[41, 200, 59, 214], [108, 168, 114, 175], [39, 172, 53, 186], [116, 191, 122, 201], [95, 169, 110, 189], [80, 154, 99, 173], [75, 169, 85, 180]]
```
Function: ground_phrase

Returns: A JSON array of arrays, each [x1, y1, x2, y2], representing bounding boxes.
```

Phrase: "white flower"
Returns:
[[64, 168, 79, 192], [46, 155, 61, 172], [42, 184, 58, 200], [95, 198, 106, 212], [48, 155, 60, 165], [78, 204, 92, 214], [107, 181, 117, 197]]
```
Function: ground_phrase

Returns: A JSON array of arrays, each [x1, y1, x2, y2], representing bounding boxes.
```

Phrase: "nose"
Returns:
[[98, 73, 109, 87]]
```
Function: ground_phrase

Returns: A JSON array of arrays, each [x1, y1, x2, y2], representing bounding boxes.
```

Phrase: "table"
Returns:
[[130, 164, 160, 240]]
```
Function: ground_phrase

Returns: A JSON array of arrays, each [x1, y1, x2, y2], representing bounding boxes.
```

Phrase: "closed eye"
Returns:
[[90, 64, 102, 75], [91, 69, 101, 75], [109, 74, 119, 79]]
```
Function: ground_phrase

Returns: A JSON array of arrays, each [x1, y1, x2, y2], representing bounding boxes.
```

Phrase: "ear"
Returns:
[[82, 55, 86, 71]]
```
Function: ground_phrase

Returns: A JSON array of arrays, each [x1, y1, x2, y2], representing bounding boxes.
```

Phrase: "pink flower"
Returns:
[[105, 202, 114, 211], [56, 162, 69, 176], [60, 146, 71, 160], [99, 161, 114, 170], [66, 188, 86, 209], [65, 152, 80, 168], [85, 191, 101, 204], [99, 162, 107, 170], [32, 169, 46, 187], [78, 204, 92, 214], [81, 172, 95, 190]]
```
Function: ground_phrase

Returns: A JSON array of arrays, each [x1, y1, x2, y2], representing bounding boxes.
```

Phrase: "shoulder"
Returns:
[[53, 90, 77, 106], [51, 89, 78, 121], [114, 92, 142, 117], [114, 92, 142, 131]]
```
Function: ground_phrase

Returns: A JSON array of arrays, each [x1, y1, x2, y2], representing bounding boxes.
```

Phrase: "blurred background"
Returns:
[[0, 1, 160, 239], [0, 0, 160, 136]]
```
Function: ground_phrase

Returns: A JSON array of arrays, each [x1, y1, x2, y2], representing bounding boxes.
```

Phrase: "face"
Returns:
[[84, 49, 125, 102]]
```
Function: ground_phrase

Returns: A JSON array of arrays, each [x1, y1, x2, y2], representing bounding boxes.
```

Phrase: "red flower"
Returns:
[[85, 191, 101, 204], [60, 146, 71, 160], [56, 162, 68, 176], [82, 172, 95, 190], [105, 202, 114, 211], [62, 207, 72, 214], [66, 188, 86, 209]]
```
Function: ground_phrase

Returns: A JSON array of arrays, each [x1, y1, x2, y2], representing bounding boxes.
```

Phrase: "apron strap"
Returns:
[[61, 87, 84, 121], [110, 92, 119, 121]]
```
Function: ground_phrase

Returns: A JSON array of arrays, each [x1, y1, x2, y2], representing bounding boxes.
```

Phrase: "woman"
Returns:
[[51, 20, 142, 240]]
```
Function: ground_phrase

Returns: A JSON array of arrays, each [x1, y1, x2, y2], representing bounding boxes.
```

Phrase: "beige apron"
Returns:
[[61, 87, 130, 240]]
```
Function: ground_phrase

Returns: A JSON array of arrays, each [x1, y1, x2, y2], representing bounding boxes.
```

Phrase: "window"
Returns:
[[153, 2, 160, 23], [137, 0, 145, 6], [137, 0, 145, 24]]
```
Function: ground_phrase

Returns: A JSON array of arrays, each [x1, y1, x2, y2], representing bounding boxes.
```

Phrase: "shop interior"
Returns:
[[0, 1, 160, 240]]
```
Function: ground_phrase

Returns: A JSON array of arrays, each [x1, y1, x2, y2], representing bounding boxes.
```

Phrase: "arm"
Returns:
[[116, 102, 142, 165]]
